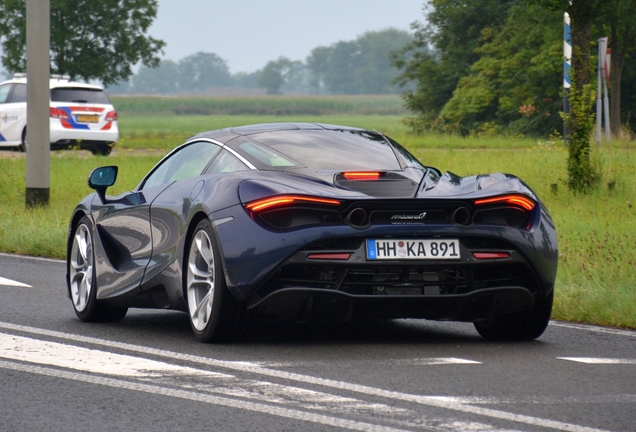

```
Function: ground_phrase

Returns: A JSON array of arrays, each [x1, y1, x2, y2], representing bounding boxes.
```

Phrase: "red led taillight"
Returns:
[[342, 172, 381, 181], [474, 195, 535, 211], [49, 107, 69, 119], [245, 195, 341, 213], [472, 252, 511, 260], [105, 110, 117, 122]]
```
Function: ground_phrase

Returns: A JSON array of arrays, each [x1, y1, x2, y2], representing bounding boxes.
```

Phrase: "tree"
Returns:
[[604, 0, 636, 137], [178, 52, 232, 92], [307, 28, 412, 95], [439, 5, 563, 136], [0, 0, 165, 86], [132, 60, 179, 94], [257, 57, 294, 95]]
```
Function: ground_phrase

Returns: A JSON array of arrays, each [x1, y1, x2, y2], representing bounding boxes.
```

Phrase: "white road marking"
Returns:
[[0, 332, 510, 432], [0, 333, 230, 378], [257, 357, 481, 368], [557, 357, 636, 364], [0, 252, 64, 263], [0, 321, 610, 432], [0, 360, 409, 432], [550, 321, 636, 337], [0, 276, 31, 288]]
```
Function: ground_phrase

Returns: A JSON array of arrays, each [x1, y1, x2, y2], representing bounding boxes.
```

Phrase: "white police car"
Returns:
[[0, 74, 118, 155]]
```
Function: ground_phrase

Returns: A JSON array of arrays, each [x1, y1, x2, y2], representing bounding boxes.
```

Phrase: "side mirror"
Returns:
[[88, 166, 118, 203]]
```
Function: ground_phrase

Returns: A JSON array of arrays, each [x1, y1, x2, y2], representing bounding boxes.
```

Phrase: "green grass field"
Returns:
[[1, 99, 634, 329]]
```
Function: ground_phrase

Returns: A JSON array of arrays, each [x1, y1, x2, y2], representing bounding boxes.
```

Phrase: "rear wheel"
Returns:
[[68, 216, 128, 322], [474, 290, 553, 340], [18, 128, 26, 152], [185, 218, 244, 342]]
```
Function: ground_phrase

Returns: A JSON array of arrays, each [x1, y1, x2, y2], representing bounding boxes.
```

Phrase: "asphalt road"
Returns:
[[1, 252, 634, 432]]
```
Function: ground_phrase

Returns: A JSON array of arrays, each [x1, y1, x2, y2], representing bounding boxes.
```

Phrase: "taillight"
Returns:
[[105, 111, 117, 122], [49, 107, 69, 119], [342, 172, 381, 181], [245, 195, 341, 213], [474, 195, 535, 211]]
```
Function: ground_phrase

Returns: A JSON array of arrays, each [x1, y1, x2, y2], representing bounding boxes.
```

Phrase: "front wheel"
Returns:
[[68, 216, 128, 322], [185, 218, 244, 342], [474, 290, 553, 340]]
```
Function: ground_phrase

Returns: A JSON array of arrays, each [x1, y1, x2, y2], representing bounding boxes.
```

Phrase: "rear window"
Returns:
[[243, 130, 402, 171], [50, 87, 110, 104]]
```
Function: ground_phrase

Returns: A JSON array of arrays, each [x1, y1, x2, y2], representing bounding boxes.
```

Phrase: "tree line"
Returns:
[[108, 28, 413, 96]]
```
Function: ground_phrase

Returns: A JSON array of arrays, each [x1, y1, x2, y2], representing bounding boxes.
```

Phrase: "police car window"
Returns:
[[206, 150, 249, 174], [9, 84, 26, 103], [50, 88, 110, 104], [0, 84, 11, 104], [141, 141, 221, 190]]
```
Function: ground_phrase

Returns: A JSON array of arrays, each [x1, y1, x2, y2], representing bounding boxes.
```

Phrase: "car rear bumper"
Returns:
[[247, 285, 537, 322]]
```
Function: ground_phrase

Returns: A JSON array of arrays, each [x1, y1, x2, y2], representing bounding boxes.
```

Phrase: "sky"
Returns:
[[150, 0, 425, 73]]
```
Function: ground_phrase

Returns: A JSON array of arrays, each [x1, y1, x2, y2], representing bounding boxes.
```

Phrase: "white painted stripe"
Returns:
[[0, 333, 230, 378], [557, 357, 636, 365], [550, 321, 636, 337], [257, 357, 481, 368], [0, 276, 31, 288], [0, 360, 408, 432], [0, 322, 609, 432], [0, 252, 64, 263]]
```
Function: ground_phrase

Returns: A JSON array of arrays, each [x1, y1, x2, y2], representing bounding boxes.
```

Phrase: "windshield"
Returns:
[[242, 129, 402, 171], [51, 88, 110, 104]]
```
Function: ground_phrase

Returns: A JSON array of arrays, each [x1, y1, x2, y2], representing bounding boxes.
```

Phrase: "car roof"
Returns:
[[0, 73, 104, 91], [189, 123, 371, 143]]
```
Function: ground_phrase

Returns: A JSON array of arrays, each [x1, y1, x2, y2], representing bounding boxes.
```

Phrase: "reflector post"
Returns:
[[474, 195, 535, 211], [245, 195, 341, 212]]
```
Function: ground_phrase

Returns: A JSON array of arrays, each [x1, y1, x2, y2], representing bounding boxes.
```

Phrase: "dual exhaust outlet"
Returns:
[[344, 207, 473, 228]]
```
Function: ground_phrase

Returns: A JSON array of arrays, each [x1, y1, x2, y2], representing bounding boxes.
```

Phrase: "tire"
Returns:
[[18, 128, 26, 152], [91, 146, 112, 156], [185, 218, 244, 343], [474, 290, 553, 341], [68, 216, 128, 322]]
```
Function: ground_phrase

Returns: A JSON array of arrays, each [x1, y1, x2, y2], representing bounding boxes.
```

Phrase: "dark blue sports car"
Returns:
[[67, 123, 557, 342]]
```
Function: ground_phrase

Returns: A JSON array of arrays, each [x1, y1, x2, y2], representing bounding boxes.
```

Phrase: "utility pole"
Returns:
[[25, 0, 51, 208]]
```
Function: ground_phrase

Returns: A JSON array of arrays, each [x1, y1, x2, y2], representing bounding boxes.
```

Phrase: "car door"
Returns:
[[0, 83, 27, 145], [90, 141, 224, 302]]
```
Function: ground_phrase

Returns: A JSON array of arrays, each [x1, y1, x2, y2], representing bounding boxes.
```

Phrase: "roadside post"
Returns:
[[596, 37, 611, 145], [563, 12, 571, 145], [25, 0, 51, 208]]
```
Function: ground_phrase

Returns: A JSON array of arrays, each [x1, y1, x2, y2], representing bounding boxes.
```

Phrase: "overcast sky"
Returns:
[[150, 0, 425, 73]]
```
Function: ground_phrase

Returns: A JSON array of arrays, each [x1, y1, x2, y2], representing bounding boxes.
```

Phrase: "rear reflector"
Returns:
[[474, 195, 535, 211], [245, 195, 341, 212], [472, 252, 511, 260], [342, 172, 381, 181], [307, 253, 351, 260]]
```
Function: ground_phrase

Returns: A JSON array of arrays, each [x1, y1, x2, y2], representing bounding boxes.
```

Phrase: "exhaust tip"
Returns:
[[347, 208, 368, 227], [453, 207, 472, 226]]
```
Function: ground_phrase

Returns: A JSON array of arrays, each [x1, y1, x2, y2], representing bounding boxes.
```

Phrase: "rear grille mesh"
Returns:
[[259, 208, 342, 229]]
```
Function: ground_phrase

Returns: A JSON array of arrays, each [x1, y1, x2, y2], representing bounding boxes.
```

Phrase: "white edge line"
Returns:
[[0, 321, 610, 432], [550, 321, 636, 337], [0, 252, 64, 264], [557, 357, 636, 364], [0, 360, 407, 432]]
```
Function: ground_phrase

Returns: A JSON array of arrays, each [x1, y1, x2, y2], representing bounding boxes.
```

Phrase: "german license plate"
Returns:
[[77, 115, 99, 123], [367, 239, 461, 260]]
